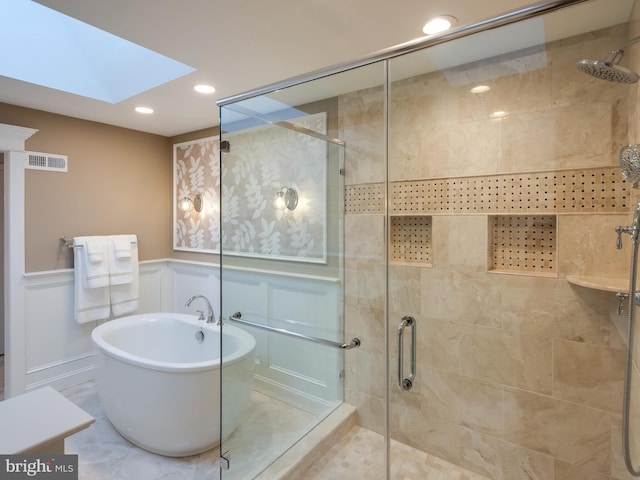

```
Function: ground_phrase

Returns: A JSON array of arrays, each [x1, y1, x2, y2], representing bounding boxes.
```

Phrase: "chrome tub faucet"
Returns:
[[185, 295, 216, 324]]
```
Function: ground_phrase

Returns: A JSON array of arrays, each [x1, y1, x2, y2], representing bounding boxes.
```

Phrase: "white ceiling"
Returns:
[[0, 0, 632, 137]]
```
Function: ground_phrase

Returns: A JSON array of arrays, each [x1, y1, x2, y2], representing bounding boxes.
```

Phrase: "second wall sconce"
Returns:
[[274, 186, 298, 211], [179, 193, 204, 213]]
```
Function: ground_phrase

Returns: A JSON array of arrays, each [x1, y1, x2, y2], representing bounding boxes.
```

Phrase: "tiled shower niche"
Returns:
[[390, 216, 432, 266], [489, 214, 557, 276]]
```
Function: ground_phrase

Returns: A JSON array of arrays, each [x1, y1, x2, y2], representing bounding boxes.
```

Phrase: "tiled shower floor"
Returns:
[[60, 381, 487, 479], [303, 426, 489, 480]]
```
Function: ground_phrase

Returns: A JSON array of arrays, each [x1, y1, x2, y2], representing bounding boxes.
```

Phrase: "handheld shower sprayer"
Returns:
[[620, 144, 640, 188], [615, 144, 640, 248], [616, 199, 640, 477], [633, 204, 640, 243], [614, 144, 640, 250]]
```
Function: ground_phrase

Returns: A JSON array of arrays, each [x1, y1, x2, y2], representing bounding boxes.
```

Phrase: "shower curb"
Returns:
[[256, 402, 357, 480]]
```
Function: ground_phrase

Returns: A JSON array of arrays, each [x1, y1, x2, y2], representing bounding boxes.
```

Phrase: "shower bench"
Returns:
[[0, 386, 94, 454]]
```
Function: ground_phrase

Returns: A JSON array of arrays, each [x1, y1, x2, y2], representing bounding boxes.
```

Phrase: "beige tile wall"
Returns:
[[341, 21, 640, 480]]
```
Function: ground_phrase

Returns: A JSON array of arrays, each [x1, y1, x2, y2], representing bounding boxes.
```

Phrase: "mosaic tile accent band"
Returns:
[[345, 167, 630, 215], [392, 167, 629, 214], [344, 183, 384, 214]]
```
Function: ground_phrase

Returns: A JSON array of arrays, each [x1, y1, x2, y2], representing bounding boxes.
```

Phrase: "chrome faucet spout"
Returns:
[[185, 295, 215, 324]]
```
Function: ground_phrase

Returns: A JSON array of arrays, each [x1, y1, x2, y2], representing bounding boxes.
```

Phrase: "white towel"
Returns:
[[109, 235, 139, 317], [113, 237, 132, 259], [85, 239, 104, 263], [108, 235, 135, 285], [73, 239, 110, 324], [73, 236, 109, 289]]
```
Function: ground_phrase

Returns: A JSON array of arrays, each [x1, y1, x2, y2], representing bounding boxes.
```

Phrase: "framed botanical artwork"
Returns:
[[173, 112, 327, 263]]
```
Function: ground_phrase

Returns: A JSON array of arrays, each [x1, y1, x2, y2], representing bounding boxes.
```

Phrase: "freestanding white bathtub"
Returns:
[[91, 313, 256, 457]]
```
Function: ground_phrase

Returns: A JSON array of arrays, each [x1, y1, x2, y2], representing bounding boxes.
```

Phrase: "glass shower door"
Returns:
[[385, 1, 638, 478]]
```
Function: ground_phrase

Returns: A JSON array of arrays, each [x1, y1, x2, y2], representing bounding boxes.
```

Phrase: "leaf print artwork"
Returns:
[[288, 218, 313, 250], [174, 112, 328, 262], [173, 137, 220, 252], [219, 113, 328, 262]]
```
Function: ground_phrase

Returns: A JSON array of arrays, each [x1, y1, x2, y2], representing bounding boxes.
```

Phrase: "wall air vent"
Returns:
[[25, 151, 68, 172]]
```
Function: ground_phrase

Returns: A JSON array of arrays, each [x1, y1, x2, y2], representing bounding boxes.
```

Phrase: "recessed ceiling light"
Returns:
[[470, 85, 491, 94], [423, 15, 457, 35], [490, 110, 509, 119], [135, 106, 154, 114], [194, 84, 216, 94]]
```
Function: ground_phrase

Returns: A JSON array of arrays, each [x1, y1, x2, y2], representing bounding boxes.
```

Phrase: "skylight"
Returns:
[[1, 0, 195, 103]]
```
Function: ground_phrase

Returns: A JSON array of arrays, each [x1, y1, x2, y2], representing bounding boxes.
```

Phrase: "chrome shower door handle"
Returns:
[[397, 315, 416, 391]]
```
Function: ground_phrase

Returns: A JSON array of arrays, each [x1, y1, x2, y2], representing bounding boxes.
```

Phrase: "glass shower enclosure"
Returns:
[[218, 92, 357, 479], [218, 0, 640, 478]]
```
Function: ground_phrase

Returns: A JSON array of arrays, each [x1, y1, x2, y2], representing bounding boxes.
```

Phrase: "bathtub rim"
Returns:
[[91, 312, 256, 373]]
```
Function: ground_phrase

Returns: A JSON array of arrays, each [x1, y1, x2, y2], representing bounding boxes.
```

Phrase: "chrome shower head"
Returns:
[[576, 38, 640, 84], [620, 144, 640, 188], [576, 58, 640, 84]]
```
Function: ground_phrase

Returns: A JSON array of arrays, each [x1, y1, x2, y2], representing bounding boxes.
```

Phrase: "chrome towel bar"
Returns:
[[60, 236, 140, 248], [228, 311, 361, 350]]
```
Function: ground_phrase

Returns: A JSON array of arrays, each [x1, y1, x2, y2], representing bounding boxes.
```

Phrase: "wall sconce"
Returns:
[[179, 193, 203, 213], [274, 186, 298, 211]]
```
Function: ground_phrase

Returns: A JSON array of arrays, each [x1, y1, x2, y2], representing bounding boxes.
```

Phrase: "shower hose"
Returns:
[[624, 229, 640, 476]]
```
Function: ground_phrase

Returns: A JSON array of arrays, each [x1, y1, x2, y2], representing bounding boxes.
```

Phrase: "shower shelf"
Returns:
[[566, 275, 628, 293]]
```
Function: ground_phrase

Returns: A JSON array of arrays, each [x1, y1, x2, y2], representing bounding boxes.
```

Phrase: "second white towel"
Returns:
[[74, 236, 109, 289], [109, 234, 135, 285], [73, 239, 110, 324], [109, 234, 139, 317]]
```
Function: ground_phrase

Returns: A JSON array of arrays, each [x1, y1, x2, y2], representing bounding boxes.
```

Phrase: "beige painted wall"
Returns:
[[0, 103, 173, 272], [0, 97, 339, 273]]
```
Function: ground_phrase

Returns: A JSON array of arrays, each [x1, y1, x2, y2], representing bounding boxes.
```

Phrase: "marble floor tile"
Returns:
[[61, 381, 490, 480], [62, 381, 319, 480], [63, 381, 208, 480]]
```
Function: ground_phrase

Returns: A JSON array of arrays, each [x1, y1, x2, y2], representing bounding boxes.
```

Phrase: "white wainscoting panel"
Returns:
[[267, 281, 341, 409], [169, 260, 220, 317], [137, 262, 166, 314], [22, 261, 167, 392], [221, 270, 270, 391], [221, 267, 342, 413], [24, 269, 93, 391], [19, 259, 343, 414]]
